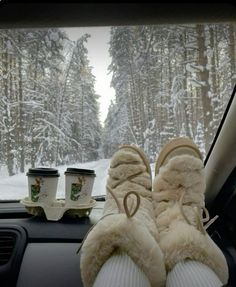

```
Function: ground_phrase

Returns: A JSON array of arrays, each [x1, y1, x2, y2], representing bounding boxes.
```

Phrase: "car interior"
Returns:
[[0, 2, 236, 287]]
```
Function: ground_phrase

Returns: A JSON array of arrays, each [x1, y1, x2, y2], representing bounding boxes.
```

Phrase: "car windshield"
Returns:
[[0, 23, 235, 200]]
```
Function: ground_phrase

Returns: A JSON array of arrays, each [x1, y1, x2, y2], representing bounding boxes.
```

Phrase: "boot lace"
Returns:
[[106, 185, 141, 218], [106, 162, 151, 217], [77, 189, 141, 254], [179, 190, 219, 235]]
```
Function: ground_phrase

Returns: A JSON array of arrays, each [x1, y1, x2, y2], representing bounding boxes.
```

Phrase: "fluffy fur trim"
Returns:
[[153, 155, 229, 284], [153, 155, 206, 214], [104, 196, 160, 241], [80, 214, 166, 287], [110, 149, 143, 167], [106, 181, 152, 200], [159, 217, 228, 284], [108, 164, 146, 186]]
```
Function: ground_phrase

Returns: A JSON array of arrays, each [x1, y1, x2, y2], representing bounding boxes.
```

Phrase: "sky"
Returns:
[[63, 27, 115, 125]]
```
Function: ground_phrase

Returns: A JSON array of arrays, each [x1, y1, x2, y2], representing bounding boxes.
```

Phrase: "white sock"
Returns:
[[166, 260, 223, 287], [93, 252, 151, 287], [93, 255, 223, 287]]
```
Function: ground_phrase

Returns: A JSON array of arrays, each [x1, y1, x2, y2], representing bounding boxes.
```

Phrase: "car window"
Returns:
[[0, 23, 235, 200]]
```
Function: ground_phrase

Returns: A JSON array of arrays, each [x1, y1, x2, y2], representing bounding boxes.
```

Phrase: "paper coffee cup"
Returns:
[[27, 168, 60, 205], [65, 168, 95, 206]]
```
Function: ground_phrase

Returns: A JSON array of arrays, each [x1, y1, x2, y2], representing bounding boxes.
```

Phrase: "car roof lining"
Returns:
[[0, 3, 236, 28]]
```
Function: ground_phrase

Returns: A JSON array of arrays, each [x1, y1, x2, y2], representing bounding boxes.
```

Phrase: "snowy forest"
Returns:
[[103, 24, 236, 161], [0, 29, 101, 176], [0, 23, 236, 176]]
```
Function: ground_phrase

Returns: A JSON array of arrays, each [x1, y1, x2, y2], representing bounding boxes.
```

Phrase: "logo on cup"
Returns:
[[70, 176, 86, 201], [31, 177, 42, 202], [65, 168, 95, 205], [27, 168, 59, 205]]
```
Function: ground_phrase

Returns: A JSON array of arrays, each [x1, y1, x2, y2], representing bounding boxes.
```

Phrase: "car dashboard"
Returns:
[[0, 200, 104, 287], [0, 188, 236, 287]]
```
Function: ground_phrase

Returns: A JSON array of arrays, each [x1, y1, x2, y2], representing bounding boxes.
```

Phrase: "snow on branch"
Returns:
[[189, 78, 206, 88], [186, 63, 204, 73]]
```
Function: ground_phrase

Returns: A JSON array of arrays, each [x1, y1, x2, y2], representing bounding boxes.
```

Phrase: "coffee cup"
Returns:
[[65, 168, 95, 206], [27, 168, 60, 205]]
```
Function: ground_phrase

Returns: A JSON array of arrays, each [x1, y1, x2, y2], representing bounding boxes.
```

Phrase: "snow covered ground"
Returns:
[[0, 159, 111, 200], [0, 159, 155, 200]]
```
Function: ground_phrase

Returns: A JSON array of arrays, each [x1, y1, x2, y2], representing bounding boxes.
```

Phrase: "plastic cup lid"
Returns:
[[64, 168, 95, 176], [27, 168, 60, 177]]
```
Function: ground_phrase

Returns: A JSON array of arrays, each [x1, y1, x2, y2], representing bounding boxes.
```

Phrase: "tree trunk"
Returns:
[[30, 42, 39, 168], [3, 36, 15, 175], [209, 25, 222, 138], [196, 24, 213, 153], [128, 58, 142, 147], [181, 32, 192, 138], [18, 33, 25, 173]]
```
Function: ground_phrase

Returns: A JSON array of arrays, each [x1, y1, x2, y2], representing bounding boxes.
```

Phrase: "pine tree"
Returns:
[[195, 122, 205, 157], [105, 24, 235, 161], [64, 35, 102, 163]]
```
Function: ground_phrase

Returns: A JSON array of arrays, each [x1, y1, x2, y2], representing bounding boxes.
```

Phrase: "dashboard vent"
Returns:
[[0, 232, 16, 265]]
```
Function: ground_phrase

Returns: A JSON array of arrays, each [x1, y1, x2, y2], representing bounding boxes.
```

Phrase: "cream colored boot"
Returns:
[[80, 145, 166, 287], [153, 137, 229, 285]]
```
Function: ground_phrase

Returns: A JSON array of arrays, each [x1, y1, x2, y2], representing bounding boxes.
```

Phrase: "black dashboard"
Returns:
[[0, 201, 104, 287], [0, 186, 236, 287]]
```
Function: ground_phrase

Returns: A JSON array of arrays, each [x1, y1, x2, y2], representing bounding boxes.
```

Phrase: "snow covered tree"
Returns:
[[195, 122, 205, 157], [63, 35, 102, 163], [105, 23, 235, 161], [0, 30, 20, 175], [196, 24, 213, 152], [0, 24, 235, 175], [0, 28, 102, 175]]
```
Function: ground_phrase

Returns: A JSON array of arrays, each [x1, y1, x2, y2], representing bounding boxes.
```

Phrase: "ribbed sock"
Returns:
[[166, 260, 223, 287], [93, 255, 223, 287], [93, 252, 151, 287]]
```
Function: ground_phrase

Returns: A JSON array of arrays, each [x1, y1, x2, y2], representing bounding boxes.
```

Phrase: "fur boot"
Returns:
[[80, 145, 166, 287], [153, 138, 229, 284]]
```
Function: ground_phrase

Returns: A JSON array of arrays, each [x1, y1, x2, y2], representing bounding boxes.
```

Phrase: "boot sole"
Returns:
[[119, 144, 152, 181], [155, 137, 202, 175]]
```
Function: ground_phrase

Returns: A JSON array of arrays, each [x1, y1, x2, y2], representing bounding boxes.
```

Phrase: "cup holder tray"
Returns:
[[20, 197, 96, 221]]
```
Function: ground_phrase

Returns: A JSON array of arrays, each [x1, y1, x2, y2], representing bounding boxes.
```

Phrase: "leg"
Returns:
[[81, 145, 166, 287], [167, 260, 223, 287], [153, 137, 229, 285], [93, 252, 150, 287]]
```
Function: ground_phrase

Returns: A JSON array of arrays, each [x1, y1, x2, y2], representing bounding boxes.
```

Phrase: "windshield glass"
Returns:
[[0, 23, 235, 200]]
